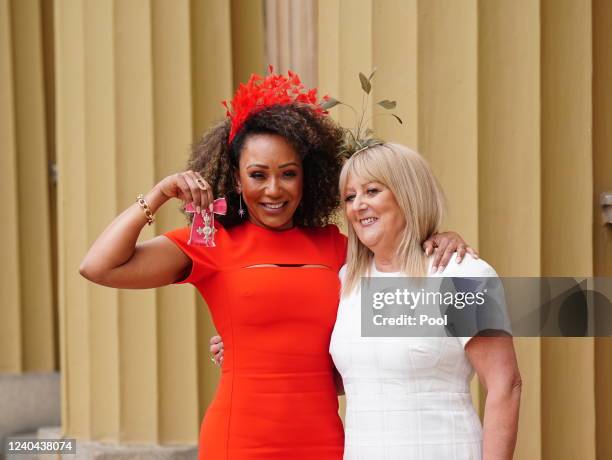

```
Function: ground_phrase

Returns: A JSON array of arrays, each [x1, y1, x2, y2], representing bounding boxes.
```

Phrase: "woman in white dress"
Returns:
[[330, 142, 521, 460]]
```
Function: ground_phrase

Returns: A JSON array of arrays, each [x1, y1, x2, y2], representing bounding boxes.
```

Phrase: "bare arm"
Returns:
[[210, 335, 224, 365], [466, 335, 522, 460], [79, 171, 212, 289]]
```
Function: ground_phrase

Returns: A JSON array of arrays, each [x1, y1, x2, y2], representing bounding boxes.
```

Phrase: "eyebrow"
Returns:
[[343, 182, 383, 191], [246, 162, 300, 169]]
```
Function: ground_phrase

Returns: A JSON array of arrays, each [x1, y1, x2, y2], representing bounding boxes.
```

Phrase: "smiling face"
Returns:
[[343, 172, 406, 256], [236, 134, 303, 230]]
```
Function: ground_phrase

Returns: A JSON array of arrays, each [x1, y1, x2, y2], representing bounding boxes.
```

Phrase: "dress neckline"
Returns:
[[242, 220, 301, 234]]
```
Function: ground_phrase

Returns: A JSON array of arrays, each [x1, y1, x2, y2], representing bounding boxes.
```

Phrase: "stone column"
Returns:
[[53, 0, 237, 456], [478, 1, 543, 457], [264, 0, 318, 88], [0, 0, 59, 451], [593, 0, 612, 458], [540, 1, 596, 459]]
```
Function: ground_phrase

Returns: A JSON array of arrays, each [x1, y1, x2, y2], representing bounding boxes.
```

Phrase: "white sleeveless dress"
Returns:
[[330, 255, 500, 460]]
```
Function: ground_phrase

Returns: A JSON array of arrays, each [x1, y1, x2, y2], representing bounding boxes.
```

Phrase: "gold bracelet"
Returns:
[[136, 194, 155, 225]]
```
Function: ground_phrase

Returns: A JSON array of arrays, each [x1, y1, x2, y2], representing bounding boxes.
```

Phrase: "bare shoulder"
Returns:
[[137, 234, 190, 259]]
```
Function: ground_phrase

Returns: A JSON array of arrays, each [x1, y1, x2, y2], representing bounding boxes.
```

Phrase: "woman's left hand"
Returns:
[[422, 231, 478, 273], [210, 335, 224, 365]]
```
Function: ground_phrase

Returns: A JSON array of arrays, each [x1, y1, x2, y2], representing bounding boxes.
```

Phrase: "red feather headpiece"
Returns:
[[222, 66, 329, 143]]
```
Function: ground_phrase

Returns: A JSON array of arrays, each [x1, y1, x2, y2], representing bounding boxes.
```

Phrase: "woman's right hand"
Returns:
[[158, 170, 213, 213], [210, 335, 224, 365], [79, 169, 213, 290]]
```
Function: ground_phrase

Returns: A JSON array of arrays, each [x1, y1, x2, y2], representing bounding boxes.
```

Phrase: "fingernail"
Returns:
[[456, 255, 462, 263], [425, 247, 431, 256], [437, 265, 445, 273], [209, 203, 213, 211], [431, 265, 438, 274]]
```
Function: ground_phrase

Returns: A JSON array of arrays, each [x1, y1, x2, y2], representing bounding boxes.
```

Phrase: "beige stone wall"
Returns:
[[1, 0, 611, 457], [0, 0, 56, 376]]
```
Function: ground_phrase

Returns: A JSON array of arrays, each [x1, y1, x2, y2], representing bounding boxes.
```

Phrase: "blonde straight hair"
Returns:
[[339, 143, 446, 295]]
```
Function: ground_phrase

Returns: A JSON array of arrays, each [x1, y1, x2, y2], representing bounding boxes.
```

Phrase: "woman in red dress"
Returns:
[[79, 70, 470, 459]]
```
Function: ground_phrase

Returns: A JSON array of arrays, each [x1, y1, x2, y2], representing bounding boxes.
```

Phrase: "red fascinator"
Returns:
[[222, 65, 329, 143]]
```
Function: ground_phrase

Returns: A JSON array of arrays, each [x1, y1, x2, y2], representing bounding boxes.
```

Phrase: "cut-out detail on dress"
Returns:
[[243, 263, 332, 269]]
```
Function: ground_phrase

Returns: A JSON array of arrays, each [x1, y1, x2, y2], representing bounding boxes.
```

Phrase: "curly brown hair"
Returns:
[[187, 103, 346, 228]]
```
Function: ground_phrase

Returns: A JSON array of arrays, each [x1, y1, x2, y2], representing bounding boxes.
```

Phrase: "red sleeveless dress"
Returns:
[[164, 221, 346, 459]]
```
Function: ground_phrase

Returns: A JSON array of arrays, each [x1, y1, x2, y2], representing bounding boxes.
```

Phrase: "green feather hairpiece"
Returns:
[[320, 68, 403, 157]]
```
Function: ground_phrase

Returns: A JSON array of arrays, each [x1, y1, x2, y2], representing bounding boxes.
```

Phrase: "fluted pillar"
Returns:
[[0, 0, 60, 445], [417, 0, 479, 244], [54, 0, 237, 451], [264, 0, 318, 88], [319, 0, 375, 136], [0, 0, 56, 375], [478, 1, 542, 457], [230, 0, 265, 89], [540, 1, 595, 459], [0, 0, 22, 375]]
